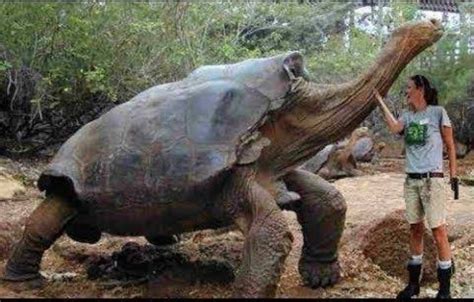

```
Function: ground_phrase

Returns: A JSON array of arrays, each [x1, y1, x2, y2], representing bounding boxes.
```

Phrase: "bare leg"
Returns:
[[409, 222, 424, 256], [432, 224, 451, 261], [3, 194, 76, 281], [220, 169, 293, 298], [283, 169, 347, 288]]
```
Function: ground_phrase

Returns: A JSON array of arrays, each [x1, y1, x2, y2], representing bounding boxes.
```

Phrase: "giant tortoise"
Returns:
[[3, 19, 443, 297]]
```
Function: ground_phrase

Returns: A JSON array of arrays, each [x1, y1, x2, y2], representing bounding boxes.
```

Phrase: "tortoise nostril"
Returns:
[[430, 18, 441, 28]]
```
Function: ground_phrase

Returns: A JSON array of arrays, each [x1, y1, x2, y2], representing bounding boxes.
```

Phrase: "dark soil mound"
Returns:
[[360, 209, 438, 284], [85, 241, 235, 286]]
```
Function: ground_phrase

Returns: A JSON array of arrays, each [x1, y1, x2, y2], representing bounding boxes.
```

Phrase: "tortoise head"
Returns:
[[186, 51, 309, 106], [281, 51, 309, 81], [386, 19, 443, 58]]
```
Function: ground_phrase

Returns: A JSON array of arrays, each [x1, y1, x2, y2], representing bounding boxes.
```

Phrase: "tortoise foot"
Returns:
[[2, 264, 42, 282], [299, 257, 341, 288], [1, 271, 46, 291]]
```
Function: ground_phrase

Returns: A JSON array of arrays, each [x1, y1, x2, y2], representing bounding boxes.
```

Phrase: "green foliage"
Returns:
[[391, 28, 473, 105], [0, 60, 12, 72], [0, 2, 352, 110], [309, 27, 381, 83]]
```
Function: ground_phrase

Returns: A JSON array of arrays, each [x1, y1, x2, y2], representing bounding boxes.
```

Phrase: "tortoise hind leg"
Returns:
[[3, 194, 77, 282], [282, 169, 347, 288], [65, 215, 101, 244]]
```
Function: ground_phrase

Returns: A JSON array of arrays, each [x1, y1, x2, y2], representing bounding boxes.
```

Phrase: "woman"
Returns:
[[374, 74, 457, 299]]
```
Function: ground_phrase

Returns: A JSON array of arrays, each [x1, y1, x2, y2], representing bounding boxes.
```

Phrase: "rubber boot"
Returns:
[[397, 263, 421, 299], [436, 261, 455, 299]]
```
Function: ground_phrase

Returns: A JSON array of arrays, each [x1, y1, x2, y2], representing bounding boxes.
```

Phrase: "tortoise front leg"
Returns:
[[234, 183, 293, 297], [3, 194, 76, 282], [220, 171, 293, 298], [283, 169, 347, 288]]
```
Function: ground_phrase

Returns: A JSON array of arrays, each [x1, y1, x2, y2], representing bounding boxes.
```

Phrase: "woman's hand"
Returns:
[[373, 89, 404, 134]]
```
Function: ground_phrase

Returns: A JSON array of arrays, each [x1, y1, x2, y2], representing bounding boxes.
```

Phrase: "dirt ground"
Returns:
[[0, 155, 473, 298]]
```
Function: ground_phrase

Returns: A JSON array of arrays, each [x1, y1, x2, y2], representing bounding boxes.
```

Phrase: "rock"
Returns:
[[445, 100, 474, 156], [42, 272, 78, 282], [0, 174, 26, 200], [352, 137, 375, 162]]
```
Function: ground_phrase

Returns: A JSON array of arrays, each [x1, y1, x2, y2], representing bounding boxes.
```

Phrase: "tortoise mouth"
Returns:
[[429, 18, 443, 33], [289, 66, 308, 79]]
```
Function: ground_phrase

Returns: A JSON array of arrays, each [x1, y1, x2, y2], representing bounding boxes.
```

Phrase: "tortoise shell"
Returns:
[[38, 52, 306, 208]]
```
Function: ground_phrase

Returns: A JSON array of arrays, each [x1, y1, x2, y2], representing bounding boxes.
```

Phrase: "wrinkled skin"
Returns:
[[282, 170, 346, 288], [3, 20, 443, 297]]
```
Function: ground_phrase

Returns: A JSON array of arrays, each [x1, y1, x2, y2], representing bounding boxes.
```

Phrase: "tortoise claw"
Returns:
[[1, 270, 46, 291], [299, 258, 341, 289]]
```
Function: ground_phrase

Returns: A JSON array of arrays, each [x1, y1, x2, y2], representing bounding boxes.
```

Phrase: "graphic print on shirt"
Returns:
[[405, 121, 428, 146]]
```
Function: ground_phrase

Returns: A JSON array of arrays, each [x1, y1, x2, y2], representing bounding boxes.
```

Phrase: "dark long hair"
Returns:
[[410, 74, 438, 105]]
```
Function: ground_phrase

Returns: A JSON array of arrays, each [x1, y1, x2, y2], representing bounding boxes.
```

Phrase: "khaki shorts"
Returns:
[[403, 177, 447, 229]]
